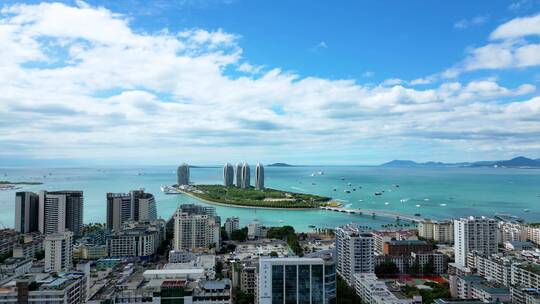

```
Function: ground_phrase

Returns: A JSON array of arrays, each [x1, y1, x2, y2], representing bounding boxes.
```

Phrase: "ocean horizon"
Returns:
[[1, 166, 539, 231]]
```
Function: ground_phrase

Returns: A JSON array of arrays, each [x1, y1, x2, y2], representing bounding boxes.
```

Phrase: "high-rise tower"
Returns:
[[255, 163, 265, 190], [177, 163, 190, 185], [241, 163, 250, 189], [223, 163, 234, 187], [235, 163, 243, 187]]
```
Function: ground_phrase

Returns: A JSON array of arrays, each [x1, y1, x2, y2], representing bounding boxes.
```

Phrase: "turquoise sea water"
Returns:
[[1, 166, 539, 231]]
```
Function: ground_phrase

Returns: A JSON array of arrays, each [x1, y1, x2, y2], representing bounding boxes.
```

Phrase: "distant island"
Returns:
[[268, 163, 295, 167], [178, 184, 330, 209], [380, 156, 540, 168], [0, 180, 43, 190]]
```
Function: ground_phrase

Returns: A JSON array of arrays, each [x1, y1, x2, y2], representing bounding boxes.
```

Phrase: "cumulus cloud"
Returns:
[[0, 2, 539, 163]]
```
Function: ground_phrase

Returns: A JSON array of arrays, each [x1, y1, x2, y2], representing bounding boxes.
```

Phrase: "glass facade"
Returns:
[[285, 265, 297, 304], [311, 264, 324, 304], [298, 265, 311, 304], [272, 265, 284, 304]]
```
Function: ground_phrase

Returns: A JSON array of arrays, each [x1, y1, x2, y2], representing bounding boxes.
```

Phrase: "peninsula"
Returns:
[[178, 184, 331, 209]]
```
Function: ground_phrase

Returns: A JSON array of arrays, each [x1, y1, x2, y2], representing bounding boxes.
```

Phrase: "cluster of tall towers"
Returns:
[[223, 162, 264, 189]]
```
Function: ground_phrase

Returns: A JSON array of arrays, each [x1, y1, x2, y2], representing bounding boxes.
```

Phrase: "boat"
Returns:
[[393, 184, 400, 187], [348, 182, 352, 186], [311, 173, 316, 177], [414, 213, 421, 217], [344, 190, 351, 193], [333, 188, 337, 191], [318, 171, 324, 175], [374, 192, 382, 196], [340, 177, 345, 180], [352, 188, 356, 191]]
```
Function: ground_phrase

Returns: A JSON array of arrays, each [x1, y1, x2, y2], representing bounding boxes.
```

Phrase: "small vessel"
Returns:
[[440, 203, 447, 206], [414, 213, 421, 217], [333, 188, 337, 191], [311, 182, 316, 185], [424, 198, 430, 201], [311, 173, 316, 177], [384, 202, 389, 205], [348, 182, 352, 186], [415, 204, 421, 207], [352, 188, 356, 191], [278, 220, 284, 223], [524, 209, 530, 212], [340, 177, 345, 180], [393, 184, 400, 187], [374, 192, 382, 196], [318, 171, 324, 175], [344, 190, 351, 193]]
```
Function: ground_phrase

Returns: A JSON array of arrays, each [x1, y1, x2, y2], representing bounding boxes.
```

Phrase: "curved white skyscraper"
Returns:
[[177, 163, 190, 185], [256, 163, 265, 190], [241, 162, 251, 188], [235, 163, 243, 187], [223, 163, 234, 187]]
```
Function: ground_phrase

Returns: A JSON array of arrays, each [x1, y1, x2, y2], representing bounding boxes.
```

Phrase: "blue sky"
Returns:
[[1, 0, 540, 166]]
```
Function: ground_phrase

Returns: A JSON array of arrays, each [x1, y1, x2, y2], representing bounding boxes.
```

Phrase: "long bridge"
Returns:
[[319, 206, 425, 222]]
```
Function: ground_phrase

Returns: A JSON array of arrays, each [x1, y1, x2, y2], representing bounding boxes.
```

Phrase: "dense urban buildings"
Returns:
[[38, 190, 84, 236], [177, 163, 190, 185], [256, 162, 265, 190], [223, 163, 234, 187], [106, 189, 157, 231], [14, 191, 39, 233], [258, 257, 336, 304], [335, 224, 374, 286], [44, 231, 73, 272], [173, 204, 220, 251], [0, 272, 87, 304], [454, 216, 498, 267]]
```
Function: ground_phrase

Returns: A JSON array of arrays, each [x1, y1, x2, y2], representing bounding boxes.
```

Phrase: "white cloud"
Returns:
[[454, 15, 489, 29], [490, 13, 540, 40], [0, 2, 539, 163]]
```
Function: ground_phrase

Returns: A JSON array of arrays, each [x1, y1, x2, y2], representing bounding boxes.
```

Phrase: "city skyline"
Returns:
[[0, 1, 540, 166]]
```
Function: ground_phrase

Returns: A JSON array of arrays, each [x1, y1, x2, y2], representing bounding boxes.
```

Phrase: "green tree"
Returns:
[[215, 261, 224, 279], [375, 260, 400, 277], [337, 275, 362, 304], [231, 227, 248, 241]]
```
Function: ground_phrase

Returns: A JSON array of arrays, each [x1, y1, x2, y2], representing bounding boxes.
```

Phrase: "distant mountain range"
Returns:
[[380, 156, 540, 168]]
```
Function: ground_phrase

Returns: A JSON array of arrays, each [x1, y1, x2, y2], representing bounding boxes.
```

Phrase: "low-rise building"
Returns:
[[107, 228, 160, 258], [354, 273, 415, 304], [372, 230, 418, 255], [383, 240, 433, 256]]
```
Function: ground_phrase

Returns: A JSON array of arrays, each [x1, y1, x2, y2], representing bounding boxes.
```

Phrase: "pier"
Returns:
[[320, 206, 425, 222]]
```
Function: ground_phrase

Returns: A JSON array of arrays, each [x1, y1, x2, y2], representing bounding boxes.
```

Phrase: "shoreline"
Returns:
[[177, 190, 318, 211]]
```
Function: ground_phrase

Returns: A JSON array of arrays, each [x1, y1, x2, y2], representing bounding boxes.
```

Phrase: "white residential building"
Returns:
[[224, 217, 240, 237], [39, 191, 84, 236], [498, 222, 527, 244], [418, 220, 454, 244], [454, 216, 498, 267], [44, 231, 73, 272], [335, 224, 374, 286], [173, 204, 220, 251]]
